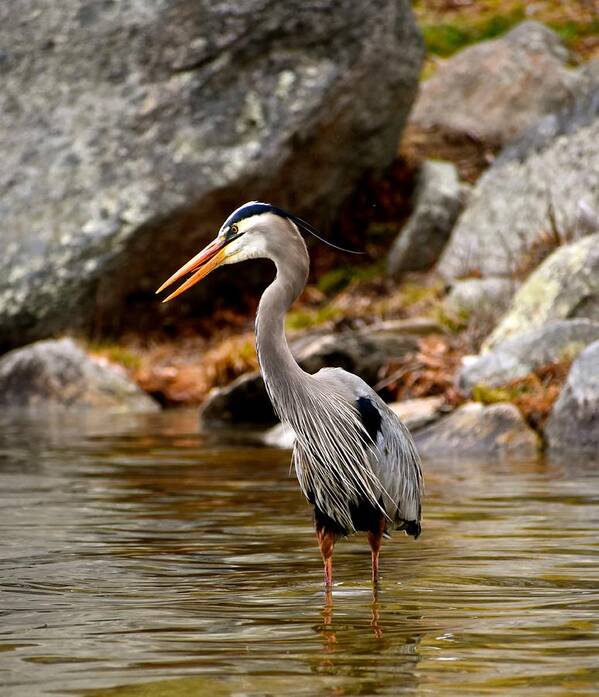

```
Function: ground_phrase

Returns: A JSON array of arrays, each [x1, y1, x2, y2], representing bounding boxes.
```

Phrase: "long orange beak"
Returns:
[[156, 237, 228, 302]]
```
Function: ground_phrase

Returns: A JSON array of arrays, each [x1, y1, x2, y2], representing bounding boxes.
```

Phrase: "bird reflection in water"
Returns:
[[319, 587, 384, 649]]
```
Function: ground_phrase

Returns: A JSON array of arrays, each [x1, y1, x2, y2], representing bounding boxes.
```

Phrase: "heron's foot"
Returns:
[[371, 550, 380, 586], [316, 528, 335, 588], [368, 527, 384, 587]]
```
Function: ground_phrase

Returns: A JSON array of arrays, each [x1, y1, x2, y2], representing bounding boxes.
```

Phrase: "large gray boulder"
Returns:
[[407, 22, 582, 162], [0, 0, 423, 351], [387, 160, 464, 278], [545, 341, 599, 454], [458, 320, 599, 394], [437, 88, 599, 281], [484, 234, 599, 350], [201, 327, 419, 426], [0, 338, 159, 412], [414, 402, 540, 460]]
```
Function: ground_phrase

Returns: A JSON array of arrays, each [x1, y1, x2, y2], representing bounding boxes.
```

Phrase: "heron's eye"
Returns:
[[230, 223, 239, 234]]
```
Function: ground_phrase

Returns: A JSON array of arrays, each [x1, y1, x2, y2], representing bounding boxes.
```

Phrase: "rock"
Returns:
[[497, 77, 599, 167], [362, 317, 447, 338], [414, 402, 540, 460], [388, 396, 445, 430], [458, 319, 599, 393], [262, 422, 296, 449], [200, 372, 278, 427], [545, 341, 599, 453], [484, 234, 599, 350], [0, 0, 423, 351], [406, 22, 582, 177], [387, 160, 464, 277], [292, 330, 418, 384], [201, 328, 419, 426], [437, 87, 599, 281], [0, 338, 159, 413], [445, 278, 517, 319]]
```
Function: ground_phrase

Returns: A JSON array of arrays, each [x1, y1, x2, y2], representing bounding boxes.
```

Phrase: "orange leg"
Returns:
[[316, 528, 335, 588], [368, 517, 386, 585]]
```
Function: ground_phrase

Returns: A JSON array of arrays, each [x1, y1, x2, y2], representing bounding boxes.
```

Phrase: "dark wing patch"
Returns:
[[356, 396, 382, 443]]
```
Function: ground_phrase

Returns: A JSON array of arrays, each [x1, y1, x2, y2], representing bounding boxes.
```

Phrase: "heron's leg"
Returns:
[[368, 517, 386, 585], [316, 528, 335, 588]]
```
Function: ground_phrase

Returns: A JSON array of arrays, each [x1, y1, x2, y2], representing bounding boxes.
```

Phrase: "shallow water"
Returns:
[[1, 410, 598, 697]]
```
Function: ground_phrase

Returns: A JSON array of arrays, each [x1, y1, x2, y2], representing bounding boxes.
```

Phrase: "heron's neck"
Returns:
[[255, 250, 309, 420]]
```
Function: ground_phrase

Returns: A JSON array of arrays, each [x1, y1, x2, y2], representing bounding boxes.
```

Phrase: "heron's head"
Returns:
[[156, 201, 313, 302]]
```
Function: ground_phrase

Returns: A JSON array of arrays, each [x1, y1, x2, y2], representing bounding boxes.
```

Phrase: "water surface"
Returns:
[[1, 410, 598, 696]]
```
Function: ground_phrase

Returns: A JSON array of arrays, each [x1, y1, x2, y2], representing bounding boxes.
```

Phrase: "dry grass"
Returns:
[[471, 359, 572, 431], [91, 332, 257, 406], [376, 334, 466, 406], [400, 124, 497, 183], [90, 274, 455, 407], [511, 202, 577, 281]]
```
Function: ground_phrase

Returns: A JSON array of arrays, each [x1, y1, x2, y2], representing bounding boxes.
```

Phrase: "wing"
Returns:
[[319, 368, 422, 531], [292, 367, 423, 536], [357, 392, 423, 536]]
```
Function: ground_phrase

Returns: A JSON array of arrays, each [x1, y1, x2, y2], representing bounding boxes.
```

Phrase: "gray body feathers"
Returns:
[[289, 368, 422, 535], [251, 213, 423, 538]]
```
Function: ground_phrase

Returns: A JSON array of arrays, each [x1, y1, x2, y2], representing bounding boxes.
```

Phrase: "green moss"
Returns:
[[557, 342, 586, 364], [316, 262, 385, 295], [550, 18, 599, 48], [87, 342, 141, 371], [399, 283, 440, 307], [471, 381, 534, 405], [416, 0, 598, 63], [235, 339, 256, 361], [430, 305, 469, 333], [471, 384, 513, 404], [316, 268, 353, 295], [421, 8, 525, 56], [285, 306, 342, 331]]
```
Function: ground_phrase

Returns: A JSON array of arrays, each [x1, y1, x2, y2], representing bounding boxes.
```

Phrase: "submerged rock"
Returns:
[[0, 338, 159, 413], [545, 341, 599, 454], [458, 320, 599, 393], [0, 0, 423, 351], [484, 233, 599, 350], [414, 402, 540, 460], [387, 160, 464, 277]]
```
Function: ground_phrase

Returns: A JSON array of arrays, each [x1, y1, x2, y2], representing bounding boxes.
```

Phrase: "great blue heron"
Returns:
[[157, 202, 423, 586]]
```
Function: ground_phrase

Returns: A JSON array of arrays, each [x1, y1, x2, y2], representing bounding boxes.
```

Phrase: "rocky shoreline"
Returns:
[[1, 10, 598, 459]]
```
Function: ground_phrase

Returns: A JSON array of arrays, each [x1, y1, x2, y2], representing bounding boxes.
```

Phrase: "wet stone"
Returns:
[[0, 337, 159, 413], [545, 340, 599, 454], [413, 402, 540, 460]]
